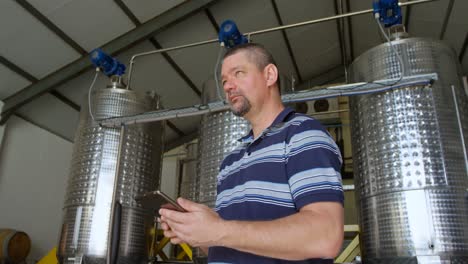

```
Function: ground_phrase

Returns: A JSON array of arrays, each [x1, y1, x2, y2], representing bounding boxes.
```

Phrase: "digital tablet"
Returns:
[[135, 190, 187, 214]]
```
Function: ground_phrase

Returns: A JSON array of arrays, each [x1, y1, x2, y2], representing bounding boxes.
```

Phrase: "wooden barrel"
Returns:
[[0, 229, 31, 264]]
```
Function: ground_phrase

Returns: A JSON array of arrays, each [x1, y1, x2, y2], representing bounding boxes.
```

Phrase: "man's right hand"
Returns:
[[159, 211, 209, 255], [159, 217, 185, 244]]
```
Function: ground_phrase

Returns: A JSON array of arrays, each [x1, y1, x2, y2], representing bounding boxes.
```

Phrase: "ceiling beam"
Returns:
[[271, 0, 303, 84], [459, 33, 468, 62], [0, 56, 37, 83], [164, 130, 198, 152], [204, 9, 220, 32], [334, 0, 348, 79], [114, 0, 140, 25], [345, 0, 355, 61], [148, 38, 201, 97], [49, 90, 81, 112], [1, 0, 218, 117], [114, 0, 192, 137], [14, 113, 74, 143], [404, 1, 413, 31], [15, 0, 87, 56], [113, 0, 205, 98], [439, 0, 454, 40], [166, 121, 186, 137], [297, 64, 344, 90], [0, 56, 80, 112]]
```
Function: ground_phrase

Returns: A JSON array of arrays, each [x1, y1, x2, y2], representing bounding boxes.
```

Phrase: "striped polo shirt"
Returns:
[[208, 107, 344, 264]]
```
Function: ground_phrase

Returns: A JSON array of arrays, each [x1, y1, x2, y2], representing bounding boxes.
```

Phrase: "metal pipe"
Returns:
[[311, 109, 349, 116], [126, 0, 439, 88], [127, 38, 219, 88], [247, 0, 436, 35], [451, 85, 468, 177], [106, 125, 126, 264], [101, 73, 437, 127]]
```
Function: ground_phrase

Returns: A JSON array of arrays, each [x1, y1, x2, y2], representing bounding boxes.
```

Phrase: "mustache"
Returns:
[[226, 91, 244, 98]]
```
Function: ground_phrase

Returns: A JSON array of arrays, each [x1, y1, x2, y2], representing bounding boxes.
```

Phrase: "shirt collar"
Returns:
[[238, 107, 296, 143]]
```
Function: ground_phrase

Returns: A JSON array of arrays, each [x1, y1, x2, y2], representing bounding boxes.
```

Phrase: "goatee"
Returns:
[[230, 96, 251, 117]]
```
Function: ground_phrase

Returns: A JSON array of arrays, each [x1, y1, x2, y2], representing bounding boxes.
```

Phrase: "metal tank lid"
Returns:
[[350, 28, 452, 69]]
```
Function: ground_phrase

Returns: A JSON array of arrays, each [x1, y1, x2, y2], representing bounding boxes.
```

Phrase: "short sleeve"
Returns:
[[285, 118, 344, 209]]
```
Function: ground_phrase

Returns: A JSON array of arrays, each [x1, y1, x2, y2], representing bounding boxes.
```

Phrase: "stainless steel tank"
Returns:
[[58, 77, 164, 264], [349, 34, 468, 263], [197, 78, 250, 208], [178, 142, 199, 201]]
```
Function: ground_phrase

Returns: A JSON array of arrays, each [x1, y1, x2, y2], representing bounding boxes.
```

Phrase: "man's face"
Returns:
[[221, 52, 266, 117]]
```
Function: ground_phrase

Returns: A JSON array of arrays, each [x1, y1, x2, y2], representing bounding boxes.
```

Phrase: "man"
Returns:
[[160, 43, 344, 263]]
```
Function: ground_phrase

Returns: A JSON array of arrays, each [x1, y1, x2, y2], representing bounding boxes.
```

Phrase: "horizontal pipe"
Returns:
[[311, 109, 349, 116], [126, 0, 439, 88], [101, 73, 437, 127]]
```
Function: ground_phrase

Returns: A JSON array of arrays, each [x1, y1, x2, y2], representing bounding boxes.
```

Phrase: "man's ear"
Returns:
[[264, 64, 279, 87]]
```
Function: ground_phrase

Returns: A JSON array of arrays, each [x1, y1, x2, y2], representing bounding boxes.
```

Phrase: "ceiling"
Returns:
[[0, 0, 466, 149]]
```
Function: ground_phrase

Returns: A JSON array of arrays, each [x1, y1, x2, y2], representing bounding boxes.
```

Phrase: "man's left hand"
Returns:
[[159, 197, 226, 247]]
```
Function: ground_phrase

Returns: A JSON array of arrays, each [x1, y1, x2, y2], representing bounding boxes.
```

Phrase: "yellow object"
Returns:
[[335, 225, 360, 263], [150, 228, 193, 261], [37, 247, 58, 264]]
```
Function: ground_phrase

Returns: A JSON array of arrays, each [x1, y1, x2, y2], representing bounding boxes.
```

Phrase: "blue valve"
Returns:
[[218, 20, 248, 48], [90, 49, 126, 76], [373, 0, 402, 28]]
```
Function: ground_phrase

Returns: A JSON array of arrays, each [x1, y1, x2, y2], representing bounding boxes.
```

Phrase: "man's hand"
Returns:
[[159, 198, 225, 248]]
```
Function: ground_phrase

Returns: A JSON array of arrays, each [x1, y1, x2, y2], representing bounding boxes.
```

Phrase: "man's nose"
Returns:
[[223, 79, 235, 92]]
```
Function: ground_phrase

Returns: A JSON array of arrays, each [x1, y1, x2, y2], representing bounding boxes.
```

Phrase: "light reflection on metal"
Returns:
[[101, 73, 436, 128], [57, 86, 164, 264], [349, 37, 468, 263]]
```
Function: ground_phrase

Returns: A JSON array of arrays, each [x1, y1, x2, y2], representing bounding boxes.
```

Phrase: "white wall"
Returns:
[[0, 102, 5, 150], [0, 111, 184, 261], [0, 116, 73, 262], [160, 146, 184, 200]]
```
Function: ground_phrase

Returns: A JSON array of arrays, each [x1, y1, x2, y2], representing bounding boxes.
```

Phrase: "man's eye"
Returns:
[[235, 71, 243, 77]]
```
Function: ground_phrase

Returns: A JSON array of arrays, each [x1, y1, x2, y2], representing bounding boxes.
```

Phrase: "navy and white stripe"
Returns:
[[208, 107, 343, 264]]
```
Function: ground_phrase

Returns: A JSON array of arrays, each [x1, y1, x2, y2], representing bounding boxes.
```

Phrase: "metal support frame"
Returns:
[[295, 64, 344, 90], [14, 113, 73, 142], [334, 0, 348, 83], [99, 73, 437, 127], [0, 56, 80, 113], [204, 8, 219, 32], [270, 0, 303, 84], [165, 130, 198, 152], [106, 125, 126, 264], [451, 85, 468, 176], [439, 0, 454, 40], [335, 225, 360, 263], [2, 0, 439, 123], [1, 0, 218, 116], [149, 229, 192, 261], [114, 0, 194, 136], [459, 33, 468, 62], [404, 0, 413, 31], [345, 0, 355, 61], [126, 0, 438, 89], [15, 0, 87, 56]]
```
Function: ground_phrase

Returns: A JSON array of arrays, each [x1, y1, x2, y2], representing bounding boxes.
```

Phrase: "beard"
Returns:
[[229, 95, 251, 117]]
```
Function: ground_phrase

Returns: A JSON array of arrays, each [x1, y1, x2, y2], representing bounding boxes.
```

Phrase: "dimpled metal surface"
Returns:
[[197, 79, 250, 209], [179, 142, 199, 201], [58, 88, 163, 264], [198, 111, 249, 208], [349, 38, 468, 263]]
